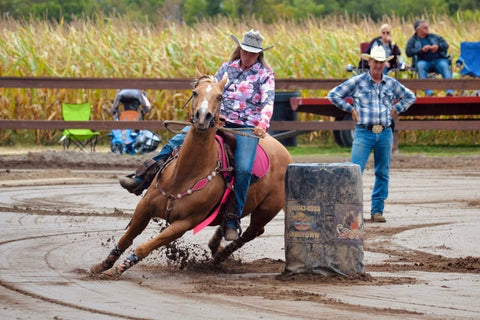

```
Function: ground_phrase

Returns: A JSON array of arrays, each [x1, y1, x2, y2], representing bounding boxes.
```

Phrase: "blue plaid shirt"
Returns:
[[327, 72, 416, 127]]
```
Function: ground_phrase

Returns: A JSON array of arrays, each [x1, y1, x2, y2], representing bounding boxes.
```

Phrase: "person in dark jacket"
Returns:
[[406, 20, 454, 96], [359, 24, 402, 74]]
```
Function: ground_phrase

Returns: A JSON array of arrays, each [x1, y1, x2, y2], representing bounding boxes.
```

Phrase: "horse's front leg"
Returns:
[[90, 201, 152, 275], [101, 219, 192, 279]]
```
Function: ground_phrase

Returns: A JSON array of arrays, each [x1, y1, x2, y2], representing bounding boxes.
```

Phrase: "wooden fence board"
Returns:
[[1, 77, 480, 90]]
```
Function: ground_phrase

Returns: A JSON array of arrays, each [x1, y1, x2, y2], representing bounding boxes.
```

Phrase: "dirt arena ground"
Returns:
[[0, 149, 479, 319]]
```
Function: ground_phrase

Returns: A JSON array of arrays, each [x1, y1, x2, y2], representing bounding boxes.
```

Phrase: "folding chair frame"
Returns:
[[60, 102, 99, 152]]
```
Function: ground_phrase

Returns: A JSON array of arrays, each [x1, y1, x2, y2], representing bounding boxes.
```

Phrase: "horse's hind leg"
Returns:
[[213, 199, 280, 265], [90, 202, 152, 274], [208, 226, 223, 257], [213, 223, 262, 264]]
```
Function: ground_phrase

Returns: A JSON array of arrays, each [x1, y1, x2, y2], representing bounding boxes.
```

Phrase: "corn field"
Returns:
[[0, 14, 479, 145]]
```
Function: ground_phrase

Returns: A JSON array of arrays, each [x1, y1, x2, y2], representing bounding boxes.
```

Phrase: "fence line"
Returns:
[[1, 77, 480, 90]]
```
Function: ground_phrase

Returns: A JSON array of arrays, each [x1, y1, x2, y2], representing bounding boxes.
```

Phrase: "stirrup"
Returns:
[[224, 227, 239, 241], [223, 212, 242, 238], [119, 174, 146, 196]]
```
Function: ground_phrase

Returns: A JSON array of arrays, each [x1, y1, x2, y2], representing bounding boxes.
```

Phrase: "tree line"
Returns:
[[1, 0, 479, 24]]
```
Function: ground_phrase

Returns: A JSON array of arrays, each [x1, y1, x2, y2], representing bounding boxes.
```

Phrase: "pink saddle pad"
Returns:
[[252, 144, 270, 178], [193, 138, 270, 235]]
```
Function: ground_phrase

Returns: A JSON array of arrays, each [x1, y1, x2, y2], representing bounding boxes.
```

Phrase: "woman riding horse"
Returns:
[[119, 29, 275, 241], [91, 72, 292, 279]]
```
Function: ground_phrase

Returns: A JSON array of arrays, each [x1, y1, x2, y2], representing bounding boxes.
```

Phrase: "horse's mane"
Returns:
[[192, 75, 217, 88]]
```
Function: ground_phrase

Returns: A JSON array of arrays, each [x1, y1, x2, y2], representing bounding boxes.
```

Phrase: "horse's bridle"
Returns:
[[190, 75, 224, 129], [163, 74, 259, 138]]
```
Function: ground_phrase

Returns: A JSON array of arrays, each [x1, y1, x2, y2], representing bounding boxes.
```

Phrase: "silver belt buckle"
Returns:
[[372, 124, 383, 133]]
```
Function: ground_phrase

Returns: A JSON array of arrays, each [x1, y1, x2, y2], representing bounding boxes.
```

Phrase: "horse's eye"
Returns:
[[192, 91, 198, 97], [217, 95, 223, 101]]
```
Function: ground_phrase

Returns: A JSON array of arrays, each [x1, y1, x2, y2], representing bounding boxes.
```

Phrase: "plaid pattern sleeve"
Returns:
[[328, 73, 415, 127], [327, 75, 359, 113]]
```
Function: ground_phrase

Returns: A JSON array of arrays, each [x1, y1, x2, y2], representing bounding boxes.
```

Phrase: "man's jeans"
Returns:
[[417, 58, 454, 96], [351, 126, 393, 215]]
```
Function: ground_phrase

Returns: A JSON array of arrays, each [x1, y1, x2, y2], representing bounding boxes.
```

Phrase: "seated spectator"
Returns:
[[358, 24, 402, 74], [406, 20, 454, 96]]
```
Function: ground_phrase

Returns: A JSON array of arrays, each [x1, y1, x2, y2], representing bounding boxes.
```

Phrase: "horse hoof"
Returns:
[[90, 263, 108, 274], [213, 252, 225, 265], [209, 245, 223, 258], [99, 268, 121, 280]]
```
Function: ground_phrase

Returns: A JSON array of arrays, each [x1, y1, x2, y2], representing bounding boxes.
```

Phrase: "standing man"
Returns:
[[406, 19, 454, 96], [327, 46, 416, 223]]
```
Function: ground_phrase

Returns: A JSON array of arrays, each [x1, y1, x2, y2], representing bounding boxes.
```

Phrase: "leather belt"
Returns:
[[356, 124, 390, 133]]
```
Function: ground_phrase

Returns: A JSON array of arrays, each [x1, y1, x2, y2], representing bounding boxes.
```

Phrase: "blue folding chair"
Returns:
[[456, 42, 480, 78], [456, 42, 480, 96]]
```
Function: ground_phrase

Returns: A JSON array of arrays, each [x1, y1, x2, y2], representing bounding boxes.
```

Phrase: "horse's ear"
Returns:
[[195, 69, 203, 79], [219, 73, 228, 89]]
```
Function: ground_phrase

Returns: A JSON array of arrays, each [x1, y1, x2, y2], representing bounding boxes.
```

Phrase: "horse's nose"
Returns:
[[194, 107, 213, 130]]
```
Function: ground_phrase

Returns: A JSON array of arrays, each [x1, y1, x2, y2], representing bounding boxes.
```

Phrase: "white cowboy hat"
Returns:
[[231, 29, 273, 53], [361, 46, 393, 62]]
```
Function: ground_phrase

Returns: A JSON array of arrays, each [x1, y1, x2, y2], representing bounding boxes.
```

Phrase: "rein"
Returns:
[[163, 120, 260, 139]]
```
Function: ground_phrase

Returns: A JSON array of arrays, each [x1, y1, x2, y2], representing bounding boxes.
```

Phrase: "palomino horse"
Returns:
[[90, 74, 293, 278]]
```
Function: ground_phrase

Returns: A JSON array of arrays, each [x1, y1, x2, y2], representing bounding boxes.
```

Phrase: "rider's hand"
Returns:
[[253, 126, 266, 138]]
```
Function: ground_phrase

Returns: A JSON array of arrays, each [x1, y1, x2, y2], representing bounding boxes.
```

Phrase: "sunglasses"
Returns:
[[382, 31, 391, 35]]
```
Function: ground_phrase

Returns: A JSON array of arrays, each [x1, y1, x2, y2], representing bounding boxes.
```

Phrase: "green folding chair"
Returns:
[[60, 102, 99, 152]]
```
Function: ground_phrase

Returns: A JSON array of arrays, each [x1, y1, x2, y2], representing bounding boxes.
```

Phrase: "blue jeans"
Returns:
[[230, 129, 258, 222], [153, 125, 258, 226], [351, 126, 393, 216], [153, 126, 189, 161], [417, 58, 454, 96]]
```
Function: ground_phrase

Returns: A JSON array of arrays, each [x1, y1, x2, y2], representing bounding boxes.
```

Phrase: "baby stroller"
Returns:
[[109, 89, 161, 155]]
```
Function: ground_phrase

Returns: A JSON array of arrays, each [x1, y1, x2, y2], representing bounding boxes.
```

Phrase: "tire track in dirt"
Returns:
[[0, 229, 151, 320]]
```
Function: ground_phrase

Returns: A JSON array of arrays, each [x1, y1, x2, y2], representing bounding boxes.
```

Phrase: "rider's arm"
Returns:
[[141, 91, 152, 114], [258, 68, 275, 130], [110, 90, 122, 118]]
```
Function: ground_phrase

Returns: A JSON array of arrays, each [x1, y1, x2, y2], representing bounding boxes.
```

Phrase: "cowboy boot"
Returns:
[[119, 158, 164, 195], [222, 196, 241, 241], [223, 213, 240, 241]]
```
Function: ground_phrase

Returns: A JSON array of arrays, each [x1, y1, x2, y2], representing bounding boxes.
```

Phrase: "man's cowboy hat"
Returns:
[[231, 29, 274, 53], [361, 46, 393, 62]]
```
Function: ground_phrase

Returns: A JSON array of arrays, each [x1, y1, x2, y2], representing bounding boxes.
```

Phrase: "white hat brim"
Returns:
[[361, 53, 394, 62]]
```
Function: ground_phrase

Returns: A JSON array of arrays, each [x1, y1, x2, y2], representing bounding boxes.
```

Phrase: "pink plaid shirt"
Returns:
[[215, 59, 275, 130]]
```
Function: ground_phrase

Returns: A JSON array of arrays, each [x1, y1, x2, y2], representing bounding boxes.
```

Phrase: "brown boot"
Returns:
[[224, 227, 239, 241], [119, 159, 164, 195], [223, 211, 241, 241], [371, 213, 386, 223]]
